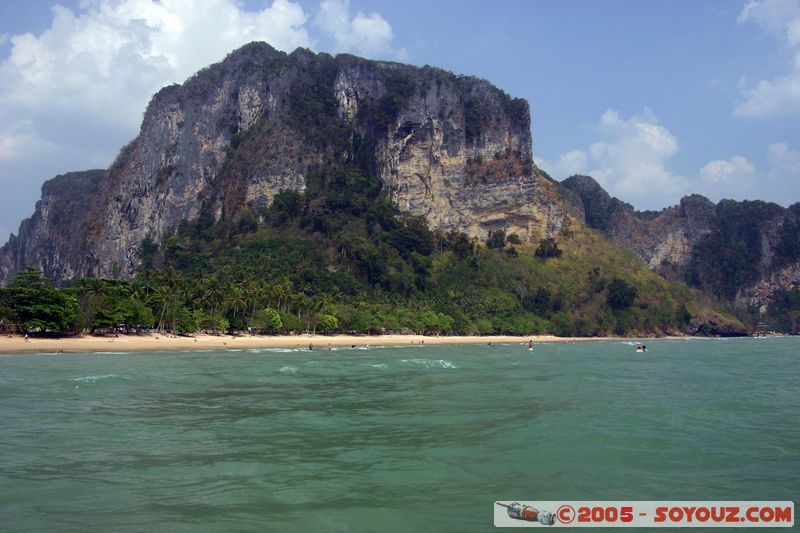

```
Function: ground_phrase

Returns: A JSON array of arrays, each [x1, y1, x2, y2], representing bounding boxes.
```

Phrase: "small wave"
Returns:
[[367, 363, 388, 369], [248, 348, 308, 353], [621, 341, 637, 346], [401, 359, 457, 369], [69, 374, 118, 383], [278, 366, 298, 374]]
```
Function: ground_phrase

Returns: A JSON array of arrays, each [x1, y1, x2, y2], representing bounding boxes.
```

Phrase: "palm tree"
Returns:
[[273, 278, 293, 313], [82, 277, 109, 309], [315, 292, 333, 313], [134, 271, 159, 304], [163, 267, 183, 293], [206, 280, 224, 316], [246, 280, 267, 326], [128, 279, 146, 302], [263, 281, 277, 309], [155, 284, 173, 332], [225, 285, 247, 321], [76, 278, 110, 332], [153, 269, 185, 332], [299, 292, 336, 334], [83, 278, 108, 299], [188, 275, 213, 311], [292, 293, 312, 332]]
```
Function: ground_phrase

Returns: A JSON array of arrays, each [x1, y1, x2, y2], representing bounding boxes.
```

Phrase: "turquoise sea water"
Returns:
[[1, 338, 798, 532]]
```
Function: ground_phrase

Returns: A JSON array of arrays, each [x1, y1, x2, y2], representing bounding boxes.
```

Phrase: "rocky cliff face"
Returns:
[[562, 175, 716, 270], [563, 175, 800, 327], [0, 170, 105, 283], [0, 42, 570, 285]]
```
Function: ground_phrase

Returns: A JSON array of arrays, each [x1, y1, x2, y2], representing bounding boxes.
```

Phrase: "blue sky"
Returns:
[[1, 0, 799, 243]]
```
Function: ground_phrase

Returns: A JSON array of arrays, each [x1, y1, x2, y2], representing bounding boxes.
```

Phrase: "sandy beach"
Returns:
[[0, 332, 616, 355]]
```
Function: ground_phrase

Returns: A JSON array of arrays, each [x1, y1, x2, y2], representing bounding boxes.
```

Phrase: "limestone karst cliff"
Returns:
[[562, 175, 716, 271], [0, 42, 569, 285], [562, 175, 800, 329], [0, 170, 105, 284]]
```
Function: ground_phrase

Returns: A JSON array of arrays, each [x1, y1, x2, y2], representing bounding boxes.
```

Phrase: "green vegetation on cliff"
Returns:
[[0, 162, 741, 337], [563, 174, 800, 333], [0, 46, 742, 337], [687, 200, 800, 332], [690, 200, 799, 300]]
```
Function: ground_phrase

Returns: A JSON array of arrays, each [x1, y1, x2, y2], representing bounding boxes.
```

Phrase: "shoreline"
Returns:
[[0, 332, 667, 355]]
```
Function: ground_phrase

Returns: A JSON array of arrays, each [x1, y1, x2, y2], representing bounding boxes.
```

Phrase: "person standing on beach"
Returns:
[[309, 342, 313, 351], [528, 339, 533, 350]]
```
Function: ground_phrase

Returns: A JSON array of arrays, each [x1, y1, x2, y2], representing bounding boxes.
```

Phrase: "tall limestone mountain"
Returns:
[[562, 175, 800, 330], [0, 42, 570, 286]]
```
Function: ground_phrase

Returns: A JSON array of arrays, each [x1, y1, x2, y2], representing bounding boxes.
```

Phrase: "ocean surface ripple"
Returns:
[[1, 338, 798, 532]]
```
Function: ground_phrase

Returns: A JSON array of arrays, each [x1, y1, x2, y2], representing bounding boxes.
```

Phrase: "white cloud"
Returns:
[[768, 141, 800, 174], [735, 51, 800, 118], [535, 149, 588, 180], [547, 108, 689, 208], [540, 108, 800, 208], [1, 0, 311, 138], [790, 18, 800, 46], [697, 156, 759, 198], [538, 109, 688, 208], [738, 0, 800, 35], [587, 109, 688, 202], [0, 0, 403, 170], [0, 0, 313, 185], [315, 0, 406, 60], [676, 146, 799, 206], [736, 0, 800, 118], [0, 126, 59, 161], [0, 0, 402, 243], [765, 142, 800, 202]]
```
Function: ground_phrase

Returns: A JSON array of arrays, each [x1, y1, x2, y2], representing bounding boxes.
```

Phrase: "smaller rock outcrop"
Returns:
[[562, 175, 716, 270], [0, 170, 105, 284], [563, 175, 800, 330]]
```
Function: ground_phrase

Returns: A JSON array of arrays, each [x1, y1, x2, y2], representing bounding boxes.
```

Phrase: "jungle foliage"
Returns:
[[0, 163, 732, 337], [0, 58, 741, 337]]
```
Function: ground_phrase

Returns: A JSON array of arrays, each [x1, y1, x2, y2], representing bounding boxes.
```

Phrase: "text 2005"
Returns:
[[577, 506, 634, 523]]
